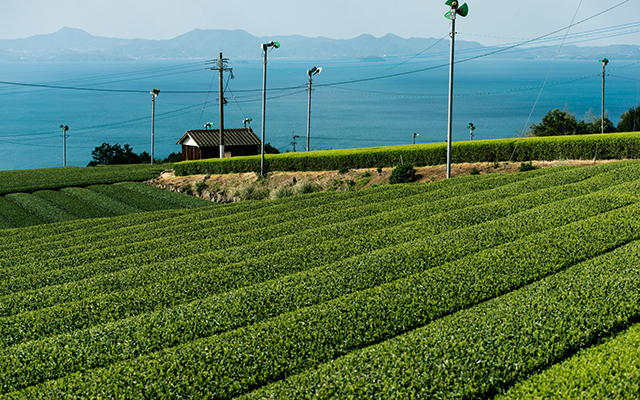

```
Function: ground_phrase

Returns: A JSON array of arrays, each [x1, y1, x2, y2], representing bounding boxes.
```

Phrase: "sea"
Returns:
[[1, 56, 639, 171]]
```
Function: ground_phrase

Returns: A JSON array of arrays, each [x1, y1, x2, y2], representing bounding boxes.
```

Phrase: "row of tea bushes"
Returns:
[[0, 182, 212, 230], [0, 164, 170, 195], [497, 323, 640, 399], [1, 161, 640, 396], [244, 240, 640, 399], [0, 184, 637, 393]]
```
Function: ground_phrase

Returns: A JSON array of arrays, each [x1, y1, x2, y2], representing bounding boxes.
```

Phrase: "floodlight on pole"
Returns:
[[150, 88, 160, 165], [444, 0, 469, 178], [243, 118, 253, 128], [260, 40, 280, 177], [468, 123, 476, 141], [413, 132, 419, 145], [600, 58, 609, 134], [205, 122, 213, 130], [60, 125, 69, 167], [306, 66, 322, 152]]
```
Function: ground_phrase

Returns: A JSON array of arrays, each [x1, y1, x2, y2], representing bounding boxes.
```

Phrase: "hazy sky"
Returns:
[[2, 0, 639, 47]]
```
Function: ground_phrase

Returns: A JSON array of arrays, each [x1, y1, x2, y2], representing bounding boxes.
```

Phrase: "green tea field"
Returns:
[[1, 160, 639, 398], [0, 182, 212, 229]]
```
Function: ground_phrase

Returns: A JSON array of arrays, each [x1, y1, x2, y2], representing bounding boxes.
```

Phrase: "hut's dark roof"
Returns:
[[176, 128, 260, 147]]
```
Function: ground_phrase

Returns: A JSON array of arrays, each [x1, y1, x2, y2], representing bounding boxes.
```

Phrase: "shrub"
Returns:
[[294, 181, 320, 195], [238, 185, 270, 201], [195, 180, 208, 197], [389, 164, 416, 184], [470, 167, 480, 175], [270, 186, 295, 200], [519, 161, 539, 172]]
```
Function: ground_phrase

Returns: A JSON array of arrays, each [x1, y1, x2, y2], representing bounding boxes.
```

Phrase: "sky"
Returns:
[[1, 0, 639, 47]]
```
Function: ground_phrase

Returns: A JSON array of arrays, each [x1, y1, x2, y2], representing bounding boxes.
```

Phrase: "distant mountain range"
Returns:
[[0, 27, 638, 61]]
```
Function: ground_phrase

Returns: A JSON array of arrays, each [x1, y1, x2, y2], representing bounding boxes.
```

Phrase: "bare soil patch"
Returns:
[[148, 160, 617, 203]]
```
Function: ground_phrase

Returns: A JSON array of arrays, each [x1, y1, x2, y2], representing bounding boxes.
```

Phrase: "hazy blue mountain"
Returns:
[[0, 27, 637, 61]]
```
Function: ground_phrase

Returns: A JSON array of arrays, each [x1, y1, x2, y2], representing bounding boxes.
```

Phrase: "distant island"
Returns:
[[0, 27, 638, 62]]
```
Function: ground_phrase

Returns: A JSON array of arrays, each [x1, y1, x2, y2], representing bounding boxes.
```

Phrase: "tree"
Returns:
[[389, 164, 416, 184], [88, 143, 149, 166], [162, 152, 183, 163], [617, 105, 640, 132], [263, 143, 280, 154], [529, 108, 616, 137], [528, 109, 581, 137], [578, 109, 616, 134], [578, 117, 616, 135]]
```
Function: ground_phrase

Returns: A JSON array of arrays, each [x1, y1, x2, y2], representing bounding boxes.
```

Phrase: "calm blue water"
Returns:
[[1, 56, 639, 171]]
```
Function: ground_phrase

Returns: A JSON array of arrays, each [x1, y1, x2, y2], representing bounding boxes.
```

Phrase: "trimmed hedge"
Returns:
[[174, 132, 640, 175], [0, 188, 632, 393], [6, 198, 640, 398], [0, 164, 170, 195], [32, 190, 110, 220], [1, 161, 640, 396], [243, 240, 640, 399], [60, 187, 142, 215], [0, 198, 42, 228], [0, 172, 626, 351], [113, 182, 212, 209], [86, 184, 181, 212], [4, 193, 77, 224], [497, 323, 640, 399]]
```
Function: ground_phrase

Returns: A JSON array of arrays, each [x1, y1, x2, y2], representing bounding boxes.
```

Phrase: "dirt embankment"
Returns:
[[147, 160, 616, 204]]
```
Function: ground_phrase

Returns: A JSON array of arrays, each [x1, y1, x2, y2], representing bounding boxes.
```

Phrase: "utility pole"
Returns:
[[210, 53, 233, 158], [60, 125, 69, 167], [444, 0, 468, 178], [413, 132, 419, 144], [468, 122, 475, 140], [261, 40, 280, 177], [150, 88, 160, 165], [600, 58, 609, 134], [307, 66, 321, 152], [292, 133, 301, 152]]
